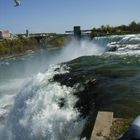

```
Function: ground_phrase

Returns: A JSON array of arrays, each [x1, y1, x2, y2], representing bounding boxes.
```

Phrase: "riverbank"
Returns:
[[90, 21, 140, 38], [0, 37, 40, 57], [109, 118, 133, 140], [0, 50, 34, 60], [45, 36, 71, 48], [90, 111, 133, 140], [0, 36, 71, 58]]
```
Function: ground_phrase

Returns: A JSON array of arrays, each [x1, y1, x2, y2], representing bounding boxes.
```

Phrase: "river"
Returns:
[[0, 35, 140, 139]]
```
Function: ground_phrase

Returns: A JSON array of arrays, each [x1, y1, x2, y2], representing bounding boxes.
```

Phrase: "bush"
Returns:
[[0, 37, 40, 57]]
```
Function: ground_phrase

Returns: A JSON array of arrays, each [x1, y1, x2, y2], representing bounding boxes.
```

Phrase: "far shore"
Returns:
[[0, 50, 35, 60]]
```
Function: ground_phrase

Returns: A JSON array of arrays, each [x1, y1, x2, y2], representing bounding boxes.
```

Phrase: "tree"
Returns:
[[129, 21, 137, 32]]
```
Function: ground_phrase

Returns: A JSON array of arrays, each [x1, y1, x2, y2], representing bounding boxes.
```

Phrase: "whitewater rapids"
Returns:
[[0, 39, 105, 140], [1, 65, 85, 140], [1, 35, 140, 139]]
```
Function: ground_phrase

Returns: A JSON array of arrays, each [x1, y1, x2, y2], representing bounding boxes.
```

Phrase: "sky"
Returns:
[[0, 0, 140, 34]]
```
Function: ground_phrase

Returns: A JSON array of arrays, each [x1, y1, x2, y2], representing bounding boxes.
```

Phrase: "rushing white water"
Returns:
[[1, 65, 85, 140], [44, 39, 105, 65], [0, 38, 105, 140], [0, 35, 136, 140], [1, 35, 140, 140], [60, 39, 105, 61], [106, 34, 140, 53]]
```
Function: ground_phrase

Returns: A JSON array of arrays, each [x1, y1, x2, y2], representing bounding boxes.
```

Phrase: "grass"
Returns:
[[107, 118, 133, 140]]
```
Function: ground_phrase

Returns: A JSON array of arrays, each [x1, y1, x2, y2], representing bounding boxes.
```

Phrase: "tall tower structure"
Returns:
[[74, 26, 81, 39]]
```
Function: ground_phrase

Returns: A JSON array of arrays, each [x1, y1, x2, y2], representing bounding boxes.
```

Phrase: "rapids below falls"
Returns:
[[0, 35, 140, 140]]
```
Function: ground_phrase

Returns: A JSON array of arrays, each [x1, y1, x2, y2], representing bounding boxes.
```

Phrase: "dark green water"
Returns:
[[55, 54, 140, 118], [1, 35, 140, 140], [54, 54, 140, 138]]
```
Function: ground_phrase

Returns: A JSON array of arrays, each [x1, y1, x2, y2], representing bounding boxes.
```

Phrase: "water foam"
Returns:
[[60, 39, 105, 61], [105, 34, 140, 55], [0, 38, 112, 140], [45, 39, 105, 66], [2, 65, 85, 140]]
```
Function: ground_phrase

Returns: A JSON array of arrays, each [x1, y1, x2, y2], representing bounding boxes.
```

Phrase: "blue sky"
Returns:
[[0, 0, 140, 34]]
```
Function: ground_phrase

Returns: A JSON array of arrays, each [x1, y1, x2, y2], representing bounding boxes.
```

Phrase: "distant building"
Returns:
[[0, 30, 12, 39]]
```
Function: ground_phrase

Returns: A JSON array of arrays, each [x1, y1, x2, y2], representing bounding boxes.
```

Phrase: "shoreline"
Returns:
[[0, 45, 65, 61], [0, 50, 35, 61]]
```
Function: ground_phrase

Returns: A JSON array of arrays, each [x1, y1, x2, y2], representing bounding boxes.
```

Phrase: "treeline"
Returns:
[[90, 21, 140, 38], [45, 36, 71, 48], [0, 37, 40, 56], [0, 35, 71, 57]]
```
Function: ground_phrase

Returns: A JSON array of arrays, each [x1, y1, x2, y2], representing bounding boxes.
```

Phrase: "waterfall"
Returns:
[[1, 65, 86, 140]]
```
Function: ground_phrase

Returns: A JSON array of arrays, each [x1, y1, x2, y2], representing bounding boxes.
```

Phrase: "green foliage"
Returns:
[[0, 43, 10, 55], [0, 37, 40, 57], [0, 35, 70, 57], [109, 118, 133, 140], [90, 21, 140, 38], [45, 36, 71, 48]]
